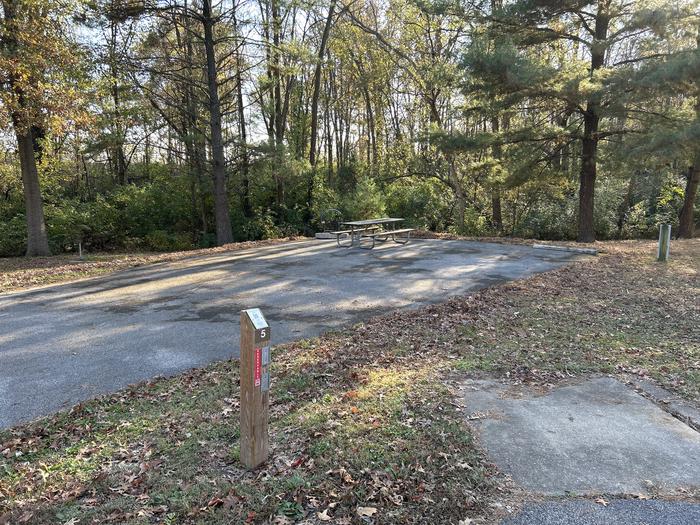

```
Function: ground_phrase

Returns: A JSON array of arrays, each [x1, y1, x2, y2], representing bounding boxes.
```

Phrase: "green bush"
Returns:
[[451, 208, 490, 237], [516, 196, 577, 240], [341, 176, 386, 220], [310, 172, 342, 230], [242, 208, 281, 241], [0, 216, 26, 256], [45, 197, 120, 251], [145, 230, 193, 252], [385, 178, 450, 230]]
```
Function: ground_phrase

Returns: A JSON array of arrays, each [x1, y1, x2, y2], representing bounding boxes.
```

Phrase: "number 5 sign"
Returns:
[[240, 308, 271, 469]]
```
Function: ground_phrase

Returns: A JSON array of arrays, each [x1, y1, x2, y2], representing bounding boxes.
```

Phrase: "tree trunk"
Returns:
[[577, 1, 609, 243], [678, 161, 699, 238], [202, 0, 233, 245], [578, 111, 599, 243], [309, 0, 335, 167], [455, 187, 466, 232], [182, 6, 209, 236], [488, 1, 504, 233], [491, 116, 503, 232], [306, 0, 336, 225], [237, 69, 252, 218], [233, 8, 252, 219], [363, 86, 377, 168], [678, 27, 700, 239], [271, 0, 286, 207], [109, 20, 127, 185], [17, 130, 50, 255], [115, 142, 127, 185], [491, 194, 502, 231], [3, 0, 50, 255], [325, 79, 333, 182], [447, 157, 465, 231], [188, 156, 199, 243]]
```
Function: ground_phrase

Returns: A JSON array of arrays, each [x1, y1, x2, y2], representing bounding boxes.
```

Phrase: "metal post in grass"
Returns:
[[657, 224, 671, 262], [240, 308, 271, 469]]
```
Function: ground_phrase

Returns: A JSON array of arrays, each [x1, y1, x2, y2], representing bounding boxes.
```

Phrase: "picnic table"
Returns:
[[331, 218, 414, 249]]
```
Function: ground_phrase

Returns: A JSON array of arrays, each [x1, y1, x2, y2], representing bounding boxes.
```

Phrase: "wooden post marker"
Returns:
[[240, 308, 271, 469], [657, 224, 671, 262]]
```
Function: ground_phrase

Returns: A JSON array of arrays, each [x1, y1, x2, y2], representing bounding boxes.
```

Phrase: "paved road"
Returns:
[[0, 239, 579, 428]]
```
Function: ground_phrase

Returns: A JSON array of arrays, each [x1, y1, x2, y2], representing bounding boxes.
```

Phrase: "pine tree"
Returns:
[[678, 23, 700, 238], [466, 0, 698, 241]]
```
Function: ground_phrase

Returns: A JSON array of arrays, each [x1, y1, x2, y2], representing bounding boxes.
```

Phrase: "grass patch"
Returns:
[[1, 239, 697, 524], [1, 341, 495, 524], [450, 240, 700, 398]]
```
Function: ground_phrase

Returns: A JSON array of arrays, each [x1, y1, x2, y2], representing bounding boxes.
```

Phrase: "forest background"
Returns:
[[0, 0, 698, 257]]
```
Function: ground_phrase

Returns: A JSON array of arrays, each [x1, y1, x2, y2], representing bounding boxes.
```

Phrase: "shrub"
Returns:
[[385, 178, 450, 230], [242, 208, 281, 240], [451, 208, 490, 237], [0, 216, 26, 256], [145, 230, 193, 252], [310, 173, 342, 231], [341, 176, 386, 220]]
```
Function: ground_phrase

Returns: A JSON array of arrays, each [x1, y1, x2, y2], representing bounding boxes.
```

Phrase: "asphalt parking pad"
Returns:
[[501, 499, 700, 525], [0, 239, 581, 428], [462, 377, 700, 495]]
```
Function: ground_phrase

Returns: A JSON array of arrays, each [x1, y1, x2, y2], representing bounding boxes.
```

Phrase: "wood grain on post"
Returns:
[[240, 309, 270, 469]]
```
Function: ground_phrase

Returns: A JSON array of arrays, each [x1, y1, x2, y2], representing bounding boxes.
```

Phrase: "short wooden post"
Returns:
[[240, 308, 271, 469], [657, 224, 671, 262]]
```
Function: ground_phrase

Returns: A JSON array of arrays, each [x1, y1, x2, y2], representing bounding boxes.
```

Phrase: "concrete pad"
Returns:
[[0, 239, 579, 428], [462, 377, 700, 495], [502, 499, 700, 525], [630, 377, 700, 432]]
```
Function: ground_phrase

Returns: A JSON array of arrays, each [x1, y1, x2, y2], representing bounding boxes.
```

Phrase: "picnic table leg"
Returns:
[[337, 233, 352, 248], [393, 229, 411, 244], [381, 222, 394, 243], [359, 234, 375, 249]]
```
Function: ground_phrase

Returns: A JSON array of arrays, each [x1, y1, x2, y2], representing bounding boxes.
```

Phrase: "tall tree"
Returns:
[[232, 3, 252, 218], [678, 24, 700, 239], [202, 0, 234, 245], [0, 0, 84, 255], [306, 0, 337, 222], [131, 0, 238, 245], [309, 0, 337, 167]]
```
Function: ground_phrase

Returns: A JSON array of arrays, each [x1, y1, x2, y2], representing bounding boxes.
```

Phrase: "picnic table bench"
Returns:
[[330, 218, 414, 249]]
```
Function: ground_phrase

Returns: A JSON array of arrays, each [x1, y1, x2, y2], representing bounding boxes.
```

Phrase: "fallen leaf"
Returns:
[[357, 506, 378, 517], [317, 508, 332, 521]]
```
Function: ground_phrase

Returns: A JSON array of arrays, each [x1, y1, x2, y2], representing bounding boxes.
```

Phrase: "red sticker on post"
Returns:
[[254, 348, 262, 387]]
